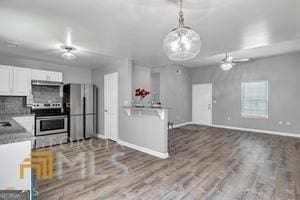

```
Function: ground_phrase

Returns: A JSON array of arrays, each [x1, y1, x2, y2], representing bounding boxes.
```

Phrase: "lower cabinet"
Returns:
[[0, 141, 32, 195]]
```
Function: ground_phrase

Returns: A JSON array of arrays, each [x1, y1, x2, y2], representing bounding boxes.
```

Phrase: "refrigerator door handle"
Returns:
[[83, 97, 86, 138]]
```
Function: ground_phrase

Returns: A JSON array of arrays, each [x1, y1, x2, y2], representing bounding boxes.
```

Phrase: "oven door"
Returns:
[[36, 116, 68, 136]]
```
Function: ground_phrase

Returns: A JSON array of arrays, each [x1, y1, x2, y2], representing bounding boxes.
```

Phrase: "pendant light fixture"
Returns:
[[163, 0, 201, 61]]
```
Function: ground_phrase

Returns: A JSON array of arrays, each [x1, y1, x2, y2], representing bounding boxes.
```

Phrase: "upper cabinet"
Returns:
[[32, 69, 48, 81], [0, 65, 31, 96], [32, 69, 63, 82], [0, 66, 63, 96], [13, 67, 32, 96], [0, 65, 13, 95], [48, 71, 63, 82]]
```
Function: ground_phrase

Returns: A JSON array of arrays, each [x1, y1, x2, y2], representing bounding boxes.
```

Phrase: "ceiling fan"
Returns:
[[39, 28, 111, 61], [220, 53, 250, 70], [61, 45, 77, 60]]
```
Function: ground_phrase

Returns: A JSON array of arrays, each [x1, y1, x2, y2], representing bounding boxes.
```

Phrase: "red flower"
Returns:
[[135, 88, 150, 98]]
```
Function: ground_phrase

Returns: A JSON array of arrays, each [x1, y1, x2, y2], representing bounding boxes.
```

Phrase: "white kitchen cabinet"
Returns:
[[0, 141, 32, 195], [48, 71, 63, 82], [32, 69, 49, 81], [13, 67, 32, 96], [32, 69, 63, 82], [0, 65, 13, 95]]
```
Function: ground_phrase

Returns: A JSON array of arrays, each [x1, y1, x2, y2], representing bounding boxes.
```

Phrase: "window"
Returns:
[[241, 81, 268, 118]]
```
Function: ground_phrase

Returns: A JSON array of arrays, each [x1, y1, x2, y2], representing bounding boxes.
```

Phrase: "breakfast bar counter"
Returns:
[[120, 106, 169, 158]]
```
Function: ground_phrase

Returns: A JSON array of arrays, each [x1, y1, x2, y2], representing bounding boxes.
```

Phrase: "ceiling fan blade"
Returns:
[[226, 56, 234, 62], [233, 58, 250, 63]]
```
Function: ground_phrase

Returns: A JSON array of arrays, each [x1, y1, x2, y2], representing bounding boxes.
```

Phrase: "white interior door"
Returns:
[[104, 72, 118, 141], [192, 84, 212, 125]]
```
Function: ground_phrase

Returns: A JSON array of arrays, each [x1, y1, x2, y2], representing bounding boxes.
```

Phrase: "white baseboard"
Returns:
[[173, 122, 193, 128], [97, 134, 106, 139], [212, 124, 300, 138], [117, 140, 169, 159]]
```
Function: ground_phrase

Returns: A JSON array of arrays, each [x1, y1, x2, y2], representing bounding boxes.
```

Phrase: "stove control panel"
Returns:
[[32, 103, 62, 109]]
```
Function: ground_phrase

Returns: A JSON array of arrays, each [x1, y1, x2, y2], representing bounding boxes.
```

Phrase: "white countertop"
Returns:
[[122, 106, 169, 111]]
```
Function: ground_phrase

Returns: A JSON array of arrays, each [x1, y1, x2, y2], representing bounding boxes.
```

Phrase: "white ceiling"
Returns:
[[0, 0, 299, 68]]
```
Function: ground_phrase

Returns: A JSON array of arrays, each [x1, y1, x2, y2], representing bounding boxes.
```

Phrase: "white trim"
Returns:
[[212, 124, 300, 138], [117, 140, 169, 159], [173, 122, 193, 128], [97, 134, 106, 139]]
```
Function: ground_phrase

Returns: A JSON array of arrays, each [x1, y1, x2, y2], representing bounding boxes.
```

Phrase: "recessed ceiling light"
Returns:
[[4, 40, 18, 48]]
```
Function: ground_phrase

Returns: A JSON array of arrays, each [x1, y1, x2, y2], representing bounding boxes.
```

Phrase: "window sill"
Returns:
[[241, 115, 268, 119]]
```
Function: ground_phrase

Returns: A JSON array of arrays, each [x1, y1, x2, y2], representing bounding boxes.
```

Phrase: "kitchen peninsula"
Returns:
[[120, 106, 169, 158]]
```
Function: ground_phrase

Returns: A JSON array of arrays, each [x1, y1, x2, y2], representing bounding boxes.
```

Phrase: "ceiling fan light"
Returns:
[[220, 63, 233, 71], [61, 51, 76, 60]]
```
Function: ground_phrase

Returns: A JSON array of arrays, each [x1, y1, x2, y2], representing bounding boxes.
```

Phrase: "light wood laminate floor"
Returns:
[[35, 125, 300, 200]]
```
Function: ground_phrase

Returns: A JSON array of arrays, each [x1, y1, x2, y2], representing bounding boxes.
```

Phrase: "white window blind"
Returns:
[[241, 81, 268, 118]]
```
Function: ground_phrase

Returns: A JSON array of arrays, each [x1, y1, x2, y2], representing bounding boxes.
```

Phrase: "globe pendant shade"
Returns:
[[163, 27, 201, 61]]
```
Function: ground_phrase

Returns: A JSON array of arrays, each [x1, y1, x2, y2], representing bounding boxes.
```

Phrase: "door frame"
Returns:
[[192, 83, 213, 126], [104, 72, 119, 141]]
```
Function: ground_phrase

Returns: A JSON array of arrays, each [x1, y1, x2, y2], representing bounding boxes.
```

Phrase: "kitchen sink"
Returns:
[[0, 122, 12, 127]]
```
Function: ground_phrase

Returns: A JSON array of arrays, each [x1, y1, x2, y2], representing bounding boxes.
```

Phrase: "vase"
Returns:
[[135, 96, 145, 107]]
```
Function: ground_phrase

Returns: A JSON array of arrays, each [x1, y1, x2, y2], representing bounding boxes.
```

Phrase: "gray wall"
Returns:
[[150, 72, 160, 103], [191, 52, 300, 134], [0, 54, 92, 84], [132, 64, 151, 102], [153, 65, 192, 125], [91, 58, 132, 136]]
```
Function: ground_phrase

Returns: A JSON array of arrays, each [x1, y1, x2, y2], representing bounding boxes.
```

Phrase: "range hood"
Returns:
[[32, 80, 64, 86]]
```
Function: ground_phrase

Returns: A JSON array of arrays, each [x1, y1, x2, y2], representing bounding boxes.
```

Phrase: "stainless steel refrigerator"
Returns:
[[63, 84, 98, 141]]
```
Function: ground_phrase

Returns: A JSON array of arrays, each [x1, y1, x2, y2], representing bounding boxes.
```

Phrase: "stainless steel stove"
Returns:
[[31, 103, 68, 148]]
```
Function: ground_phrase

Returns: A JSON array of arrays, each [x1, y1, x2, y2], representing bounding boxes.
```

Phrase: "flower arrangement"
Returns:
[[135, 88, 150, 100]]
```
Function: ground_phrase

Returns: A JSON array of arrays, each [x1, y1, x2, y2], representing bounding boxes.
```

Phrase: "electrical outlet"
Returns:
[[278, 121, 283, 125], [286, 121, 291, 126], [227, 117, 231, 121], [176, 115, 180, 120]]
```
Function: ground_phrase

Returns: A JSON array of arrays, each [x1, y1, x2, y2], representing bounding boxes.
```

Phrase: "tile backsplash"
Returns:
[[0, 86, 63, 115], [32, 85, 62, 103], [0, 96, 30, 115]]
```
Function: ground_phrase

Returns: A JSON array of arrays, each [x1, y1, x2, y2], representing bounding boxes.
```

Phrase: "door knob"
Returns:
[[104, 110, 108, 112]]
